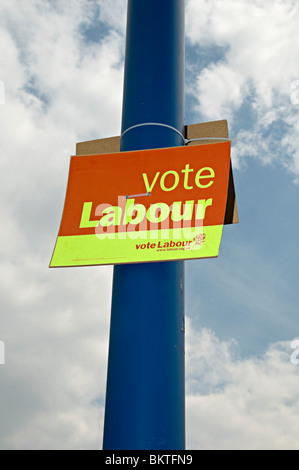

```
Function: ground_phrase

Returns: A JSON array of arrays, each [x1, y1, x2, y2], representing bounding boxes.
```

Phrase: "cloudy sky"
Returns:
[[0, 0, 299, 450]]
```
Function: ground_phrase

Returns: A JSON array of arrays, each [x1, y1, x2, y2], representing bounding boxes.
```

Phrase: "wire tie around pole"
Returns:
[[121, 122, 186, 143], [186, 137, 239, 143], [121, 123, 239, 145]]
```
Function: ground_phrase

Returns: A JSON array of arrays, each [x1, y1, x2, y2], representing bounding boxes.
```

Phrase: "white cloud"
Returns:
[[186, 320, 299, 450], [192, 63, 246, 121], [0, 0, 123, 449], [186, 0, 299, 176], [0, 257, 112, 449], [0, 0, 125, 143], [0, 0, 298, 450], [0, 0, 126, 249], [97, 0, 127, 34]]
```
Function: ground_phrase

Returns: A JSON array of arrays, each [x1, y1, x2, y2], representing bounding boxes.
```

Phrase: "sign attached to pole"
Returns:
[[50, 142, 232, 267]]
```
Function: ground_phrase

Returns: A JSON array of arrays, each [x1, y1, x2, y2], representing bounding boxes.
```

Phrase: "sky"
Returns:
[[0, 0, 299, 450]]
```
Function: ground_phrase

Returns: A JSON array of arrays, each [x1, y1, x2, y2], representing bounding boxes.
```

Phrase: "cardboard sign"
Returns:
[[50, 143, 231, 267]]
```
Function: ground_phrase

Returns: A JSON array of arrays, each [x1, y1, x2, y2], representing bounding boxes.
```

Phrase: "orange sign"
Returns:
[[50, 143, 231, 267]]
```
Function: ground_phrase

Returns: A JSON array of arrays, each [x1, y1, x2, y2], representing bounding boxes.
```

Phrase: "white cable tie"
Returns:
[[121, 122, 186, 143], [121, 123, 239, 146], [185, 137, 239, 143]]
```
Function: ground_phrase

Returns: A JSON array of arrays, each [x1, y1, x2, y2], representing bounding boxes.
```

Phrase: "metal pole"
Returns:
[[103, 0, 185, 450]]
